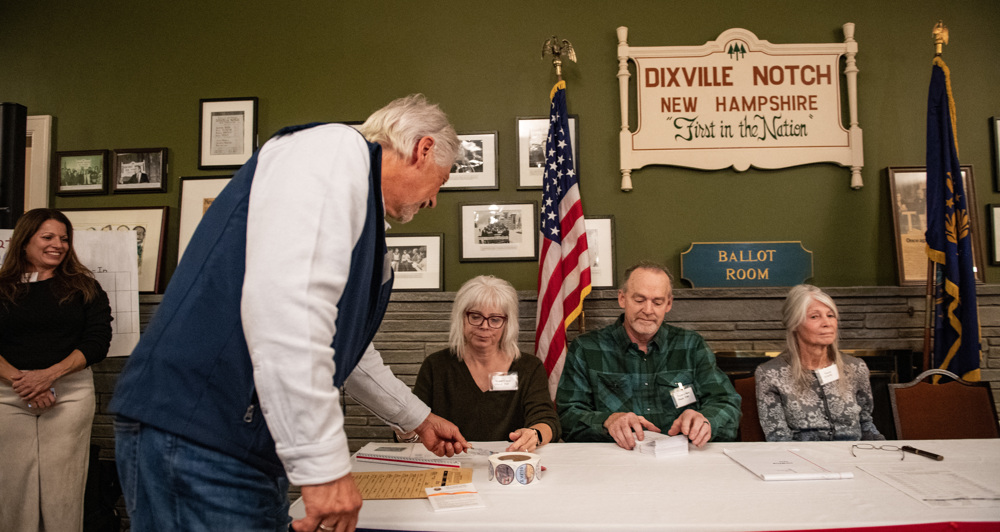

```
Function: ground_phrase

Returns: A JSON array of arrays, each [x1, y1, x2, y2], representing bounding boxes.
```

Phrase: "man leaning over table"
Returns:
[[556, 261, 741, 449], [110, 95, 469, 532]]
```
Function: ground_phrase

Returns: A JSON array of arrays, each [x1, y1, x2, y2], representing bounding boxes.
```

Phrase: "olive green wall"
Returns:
[[2, 1, 998, 291]]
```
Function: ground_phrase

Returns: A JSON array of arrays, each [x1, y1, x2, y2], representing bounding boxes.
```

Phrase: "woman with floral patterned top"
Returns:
[[755, 284, 884, 441]]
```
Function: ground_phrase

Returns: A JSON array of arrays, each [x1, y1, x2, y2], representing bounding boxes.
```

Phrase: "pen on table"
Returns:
[[901, 445, 944, 461]]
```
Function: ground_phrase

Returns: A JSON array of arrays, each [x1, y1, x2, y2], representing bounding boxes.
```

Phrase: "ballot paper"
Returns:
[[354, 468, 474, 499], [635, 432, 689, 458], [425, 483, 486, 511], [724, 448, 854, 481]]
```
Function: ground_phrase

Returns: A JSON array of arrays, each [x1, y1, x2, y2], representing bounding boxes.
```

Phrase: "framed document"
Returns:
[[199, 97, 258, 169]]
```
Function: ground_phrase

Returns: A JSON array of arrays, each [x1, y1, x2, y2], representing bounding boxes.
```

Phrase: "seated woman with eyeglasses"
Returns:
[[755, 284, 885, 441], [395, 275, 559, 452]]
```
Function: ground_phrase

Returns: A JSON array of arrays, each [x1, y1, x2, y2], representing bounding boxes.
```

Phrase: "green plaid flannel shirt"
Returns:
[[556, 316, 741, 442]]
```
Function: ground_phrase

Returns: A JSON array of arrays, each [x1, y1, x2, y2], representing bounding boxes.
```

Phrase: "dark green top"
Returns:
[[413, 349, 560, 442], [556, 315, 741, 442]]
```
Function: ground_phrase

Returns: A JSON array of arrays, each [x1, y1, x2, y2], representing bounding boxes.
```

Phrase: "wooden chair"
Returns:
[[733, 376, 766, 442], [888, 369, 999, 440]]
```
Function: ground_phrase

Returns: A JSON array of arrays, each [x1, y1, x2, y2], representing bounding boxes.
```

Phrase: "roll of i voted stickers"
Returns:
[[488, 452, 542, 485]]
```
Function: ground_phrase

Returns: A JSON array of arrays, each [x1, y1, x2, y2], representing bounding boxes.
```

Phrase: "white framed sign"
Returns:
[[617, 24, 864, 190]]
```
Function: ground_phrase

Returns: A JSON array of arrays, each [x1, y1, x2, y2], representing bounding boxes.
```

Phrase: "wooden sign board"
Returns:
[[680, 241, 813, 288], [617, 25, 864, 190]]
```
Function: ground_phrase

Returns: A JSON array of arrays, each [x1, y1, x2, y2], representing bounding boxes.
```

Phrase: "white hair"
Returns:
[[448, 275, 520, 361], [357, 94, 459, 167], [782, 284, 847, 392]]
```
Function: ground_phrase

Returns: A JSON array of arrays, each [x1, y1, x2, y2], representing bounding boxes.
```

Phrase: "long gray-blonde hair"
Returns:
[[782, 284, 847, 392], [448, 275, 520, 361]]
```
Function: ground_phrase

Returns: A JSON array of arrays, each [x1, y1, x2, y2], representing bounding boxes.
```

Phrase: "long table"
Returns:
[[290, 439, 1000, 531]]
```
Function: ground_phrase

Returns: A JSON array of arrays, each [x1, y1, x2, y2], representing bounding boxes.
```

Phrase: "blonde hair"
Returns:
[[357, 94, 459, 168], [782, 284, 847, 392], [448, 275, 520, 361]]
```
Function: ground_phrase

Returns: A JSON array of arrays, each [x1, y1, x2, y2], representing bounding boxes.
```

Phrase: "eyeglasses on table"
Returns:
[[851, 444, 904, 460]]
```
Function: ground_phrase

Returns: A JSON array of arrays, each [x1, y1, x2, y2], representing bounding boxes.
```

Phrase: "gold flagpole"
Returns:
[[541, 36, 587, 334], [923, 21, 948, 372]]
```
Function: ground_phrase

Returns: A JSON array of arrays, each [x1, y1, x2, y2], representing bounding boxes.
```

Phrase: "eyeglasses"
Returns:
[[851, 444, 904, 460], [466, 311, 507, 329]]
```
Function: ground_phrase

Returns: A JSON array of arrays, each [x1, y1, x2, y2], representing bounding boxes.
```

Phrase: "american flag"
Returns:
[[535, 80, 591, 399]]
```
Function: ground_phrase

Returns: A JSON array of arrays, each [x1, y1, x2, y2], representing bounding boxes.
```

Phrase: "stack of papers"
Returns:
[[635, 432, 689, 458]]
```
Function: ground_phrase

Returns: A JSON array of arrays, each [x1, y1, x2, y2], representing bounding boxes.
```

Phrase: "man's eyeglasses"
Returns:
[[466, 312, 507, 329], [851, 444, 904, 460]]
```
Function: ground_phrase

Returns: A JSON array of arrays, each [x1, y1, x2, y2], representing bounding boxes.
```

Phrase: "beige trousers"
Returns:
[[0, 367, 95, 532]]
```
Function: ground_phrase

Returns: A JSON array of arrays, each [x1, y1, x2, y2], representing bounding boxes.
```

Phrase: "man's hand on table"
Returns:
[[667, 409, 712, 447], [603, 412, 661, 450]]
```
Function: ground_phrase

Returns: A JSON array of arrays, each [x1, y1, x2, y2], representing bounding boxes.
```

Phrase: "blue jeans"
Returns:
[[115, 418, 291, 532]]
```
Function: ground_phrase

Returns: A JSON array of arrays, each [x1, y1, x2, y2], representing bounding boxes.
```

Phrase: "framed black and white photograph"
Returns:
[[459, 202, 537, 262], [178, 175, 232, 262], [54, 150, 109, 196], [887, 165, 985, 285], [517, 115, 578, 189], [386, 233, 443, 291], [113, 148, 167, 193], [584, 216, 617, 288], [989, 204, 1000, 266], [199, 97, 258, 169], [441, 131, 498, 190], [63, 207, 168, 293]]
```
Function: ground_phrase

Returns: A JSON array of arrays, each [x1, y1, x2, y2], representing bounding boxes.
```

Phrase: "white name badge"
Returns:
[[815, 364, 840, 385], [671, 383, 696, 408], [490, 372, 518, 391]]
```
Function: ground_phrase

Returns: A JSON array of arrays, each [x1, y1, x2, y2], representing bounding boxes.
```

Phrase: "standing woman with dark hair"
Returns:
[[0, 208, 113, 531]]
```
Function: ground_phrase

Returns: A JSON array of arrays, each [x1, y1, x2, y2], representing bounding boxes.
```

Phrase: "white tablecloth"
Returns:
[[290, 439, 1000, 531]]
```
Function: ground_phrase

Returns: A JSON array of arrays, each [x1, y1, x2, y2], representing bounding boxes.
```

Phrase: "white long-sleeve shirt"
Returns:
[[241, 124, 430, 486]]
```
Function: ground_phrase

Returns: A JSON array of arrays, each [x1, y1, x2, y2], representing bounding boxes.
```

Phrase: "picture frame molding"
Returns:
[[62, 206, 168, 293], [584, 215, 617, 288], [178, 175, 232, 263], [886, 165, 985, 285], [25, 115, 52, 209], [991, 117, 1000, 192], [516, 115, 579, 189], [989, 204, 1000, 266], [386, 233, 444, 291], [441, 131, 499, 191], [54, 150, 109, 196], [112, 147, 168, 193], [199, 97, 259, 169], [459, 201, 538, 262]]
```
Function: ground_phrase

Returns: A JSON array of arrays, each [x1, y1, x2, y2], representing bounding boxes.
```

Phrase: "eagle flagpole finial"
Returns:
[[932, 21, 949, 56], [542, 36, 577, 81]]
